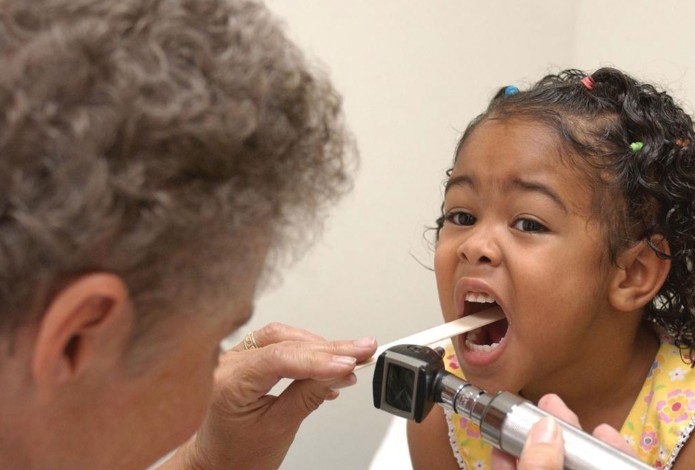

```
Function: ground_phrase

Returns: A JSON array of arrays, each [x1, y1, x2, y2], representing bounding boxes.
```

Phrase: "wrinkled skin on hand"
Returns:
[[165, 322, 377, 470]]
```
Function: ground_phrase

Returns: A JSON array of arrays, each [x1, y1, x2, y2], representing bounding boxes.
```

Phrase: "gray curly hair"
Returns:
[[0, 0, 354, 336]]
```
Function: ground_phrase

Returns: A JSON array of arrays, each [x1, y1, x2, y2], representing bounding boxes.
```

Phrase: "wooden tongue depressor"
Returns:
[[355, 309, 505, 371]]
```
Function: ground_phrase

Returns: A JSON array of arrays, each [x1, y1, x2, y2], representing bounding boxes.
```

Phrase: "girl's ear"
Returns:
[[31, 273, 134, 395], [608, 236, 671, 312]]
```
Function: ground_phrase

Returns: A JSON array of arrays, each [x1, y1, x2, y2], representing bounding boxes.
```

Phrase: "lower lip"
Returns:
[[454, 329, 509, 368]]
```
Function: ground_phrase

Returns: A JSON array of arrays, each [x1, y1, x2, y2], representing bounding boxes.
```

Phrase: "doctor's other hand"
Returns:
[[491, 393, 634, 470]]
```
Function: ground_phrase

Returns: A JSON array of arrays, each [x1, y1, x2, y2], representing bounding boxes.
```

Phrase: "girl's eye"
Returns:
[[513, 218, 547, 233], [445, 211, 476, 226]]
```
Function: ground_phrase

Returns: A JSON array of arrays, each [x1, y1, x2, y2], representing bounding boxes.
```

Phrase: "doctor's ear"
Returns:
[[608, 236, 671, 313], [31, 273, 134, 392]]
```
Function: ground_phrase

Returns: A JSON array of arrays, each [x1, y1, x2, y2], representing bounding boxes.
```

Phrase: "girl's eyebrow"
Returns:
[[444, 175, 474, 193], [444, 175, 568, 214], [510, 178, 568, 214]]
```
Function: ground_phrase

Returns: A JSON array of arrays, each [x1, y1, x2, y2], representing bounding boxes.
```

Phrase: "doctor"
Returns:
[[0, 0, 375, 468]]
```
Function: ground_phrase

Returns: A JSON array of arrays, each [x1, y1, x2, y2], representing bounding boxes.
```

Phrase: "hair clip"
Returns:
[[629, 141, 644, 153], [675, 138, 691, 147], [504, 85, 519, 96], [580, 76, 594, 90]]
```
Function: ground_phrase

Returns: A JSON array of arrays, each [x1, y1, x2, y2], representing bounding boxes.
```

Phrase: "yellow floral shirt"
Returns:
[[444, 332, 695, 470]]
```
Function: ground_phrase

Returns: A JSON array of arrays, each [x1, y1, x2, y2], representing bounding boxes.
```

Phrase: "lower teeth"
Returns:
[[465, 340, 501, 352], [465, 327, 503, 352]]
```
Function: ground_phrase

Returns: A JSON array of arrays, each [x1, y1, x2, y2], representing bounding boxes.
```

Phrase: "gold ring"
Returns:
[[243, 330, 259, 350]]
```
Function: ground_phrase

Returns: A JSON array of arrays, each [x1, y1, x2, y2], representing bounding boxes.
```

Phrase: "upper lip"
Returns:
[[454, 278, 506, 320]]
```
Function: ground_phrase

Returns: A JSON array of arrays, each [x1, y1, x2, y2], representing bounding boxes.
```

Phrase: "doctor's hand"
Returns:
[[491, 393, 634, 470], [165, 322, 377, 470]]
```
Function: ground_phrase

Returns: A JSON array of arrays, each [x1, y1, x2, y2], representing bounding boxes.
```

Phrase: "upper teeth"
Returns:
[[465, 292, 495, 303]]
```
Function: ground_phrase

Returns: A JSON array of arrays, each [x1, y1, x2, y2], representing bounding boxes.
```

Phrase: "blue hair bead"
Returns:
[[504, 85, 519, 96]]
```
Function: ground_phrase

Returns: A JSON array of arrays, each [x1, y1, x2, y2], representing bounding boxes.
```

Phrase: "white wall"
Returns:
[[573, 0, 695, 112], [236, 1, 695, 468]]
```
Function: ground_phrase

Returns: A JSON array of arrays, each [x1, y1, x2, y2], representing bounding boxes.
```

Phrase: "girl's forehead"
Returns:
[[450, 118, 597, 215], [454, 118, 566, 170]]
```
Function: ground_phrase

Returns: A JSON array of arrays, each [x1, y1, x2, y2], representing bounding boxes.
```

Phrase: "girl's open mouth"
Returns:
[[461, 292, 509, 352]]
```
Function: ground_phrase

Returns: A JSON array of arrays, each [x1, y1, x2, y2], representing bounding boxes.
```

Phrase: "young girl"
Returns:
[[408, 68, 695, 469]]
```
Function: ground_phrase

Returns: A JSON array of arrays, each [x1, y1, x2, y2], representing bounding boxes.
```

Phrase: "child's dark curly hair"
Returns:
[[438, 67, 695, 361]]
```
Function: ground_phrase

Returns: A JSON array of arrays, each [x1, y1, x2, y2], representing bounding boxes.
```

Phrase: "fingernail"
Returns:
[[331, 355, 357, 367], [529, 417, 560, 444], [353, 337, 376, 348]]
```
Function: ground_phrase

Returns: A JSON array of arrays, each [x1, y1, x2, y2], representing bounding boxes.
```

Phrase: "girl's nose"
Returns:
[[456, 225, 502, 266]]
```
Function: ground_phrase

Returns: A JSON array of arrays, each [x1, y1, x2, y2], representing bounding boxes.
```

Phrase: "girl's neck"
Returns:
[[523, 323, 659, 432]]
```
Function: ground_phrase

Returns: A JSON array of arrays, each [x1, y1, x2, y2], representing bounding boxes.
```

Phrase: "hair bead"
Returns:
[[630, 141, 644, 153], [580, 76, 594, 90], [504, 85, 519, 96]]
